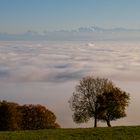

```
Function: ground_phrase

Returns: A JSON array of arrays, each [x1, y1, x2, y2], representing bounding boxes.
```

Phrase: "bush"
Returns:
[[0, 100, 60, 131]]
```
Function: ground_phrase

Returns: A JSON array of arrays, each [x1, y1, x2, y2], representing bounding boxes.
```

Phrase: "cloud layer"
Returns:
[[0, 41, 140, 83]]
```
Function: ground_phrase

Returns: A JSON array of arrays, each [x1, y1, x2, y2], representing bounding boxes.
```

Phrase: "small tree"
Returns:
[[69, 76, 114, 127], [97, 87, 130, 127]]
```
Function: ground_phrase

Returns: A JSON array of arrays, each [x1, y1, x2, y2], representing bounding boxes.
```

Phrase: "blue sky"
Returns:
[[0, 0, 140, 33]]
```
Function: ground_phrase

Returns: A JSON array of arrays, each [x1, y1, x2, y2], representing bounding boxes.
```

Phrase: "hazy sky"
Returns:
[[1, 0, 140, 33]]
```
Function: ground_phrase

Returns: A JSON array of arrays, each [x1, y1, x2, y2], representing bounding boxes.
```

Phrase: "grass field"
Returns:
[[0, 126, 140, 140]]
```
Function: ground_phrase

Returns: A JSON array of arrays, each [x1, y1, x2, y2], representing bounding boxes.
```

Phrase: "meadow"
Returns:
[[0, 126, 140, 140]]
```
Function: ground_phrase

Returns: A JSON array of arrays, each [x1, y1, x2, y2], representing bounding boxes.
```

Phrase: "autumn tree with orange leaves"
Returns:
[[0, 101, 60, 131]]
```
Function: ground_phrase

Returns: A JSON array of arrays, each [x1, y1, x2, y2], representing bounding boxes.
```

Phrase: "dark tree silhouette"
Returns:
[[0, 101, 60, 131], [69, 76, 114, 127], [19, 104, 60, 130], [97, 87, 130, 127], [0, 101, 21, 131], [69, 76, 130, 127]]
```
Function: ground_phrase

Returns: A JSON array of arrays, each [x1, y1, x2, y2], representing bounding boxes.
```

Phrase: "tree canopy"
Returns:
[[0, 101, 20, 131], [0, 101, 60, 131], [20, 104, 60, 130], [69, 76, 130, 127], [97, 87, 130, 127]]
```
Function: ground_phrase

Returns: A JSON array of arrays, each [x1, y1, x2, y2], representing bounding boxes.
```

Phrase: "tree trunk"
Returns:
[[94, 115, 97, 127], [106, 120, 111, 127]]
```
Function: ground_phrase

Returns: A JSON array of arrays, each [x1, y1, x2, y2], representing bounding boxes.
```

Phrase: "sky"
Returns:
[[1, 0, 140, 33]]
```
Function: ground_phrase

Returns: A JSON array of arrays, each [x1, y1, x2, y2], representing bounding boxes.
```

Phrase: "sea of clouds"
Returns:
[[0, 41, 140, 127]]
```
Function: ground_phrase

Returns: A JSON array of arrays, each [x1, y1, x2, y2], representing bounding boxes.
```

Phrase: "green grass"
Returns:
[[0, 126, 140, 140]]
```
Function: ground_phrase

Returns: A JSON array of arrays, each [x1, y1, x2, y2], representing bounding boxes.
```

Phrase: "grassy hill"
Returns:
[[0, 126, 140, 140]]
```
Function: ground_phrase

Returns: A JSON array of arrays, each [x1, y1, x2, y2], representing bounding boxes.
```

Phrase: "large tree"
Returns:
[[97, 87, 130, 127], [69, 76, 130, 127], [69, 76, 114, 127]]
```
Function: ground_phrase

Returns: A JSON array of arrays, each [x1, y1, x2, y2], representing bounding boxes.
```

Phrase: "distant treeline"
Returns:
[[0, 100, 60, 131]]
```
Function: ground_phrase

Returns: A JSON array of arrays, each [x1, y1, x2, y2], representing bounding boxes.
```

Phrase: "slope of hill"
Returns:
[[0, 126, 140, 140]]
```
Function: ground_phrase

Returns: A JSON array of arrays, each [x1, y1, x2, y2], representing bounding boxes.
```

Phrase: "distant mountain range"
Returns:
[[1, 26, 140, 41], [78, 26, 140, 32]]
